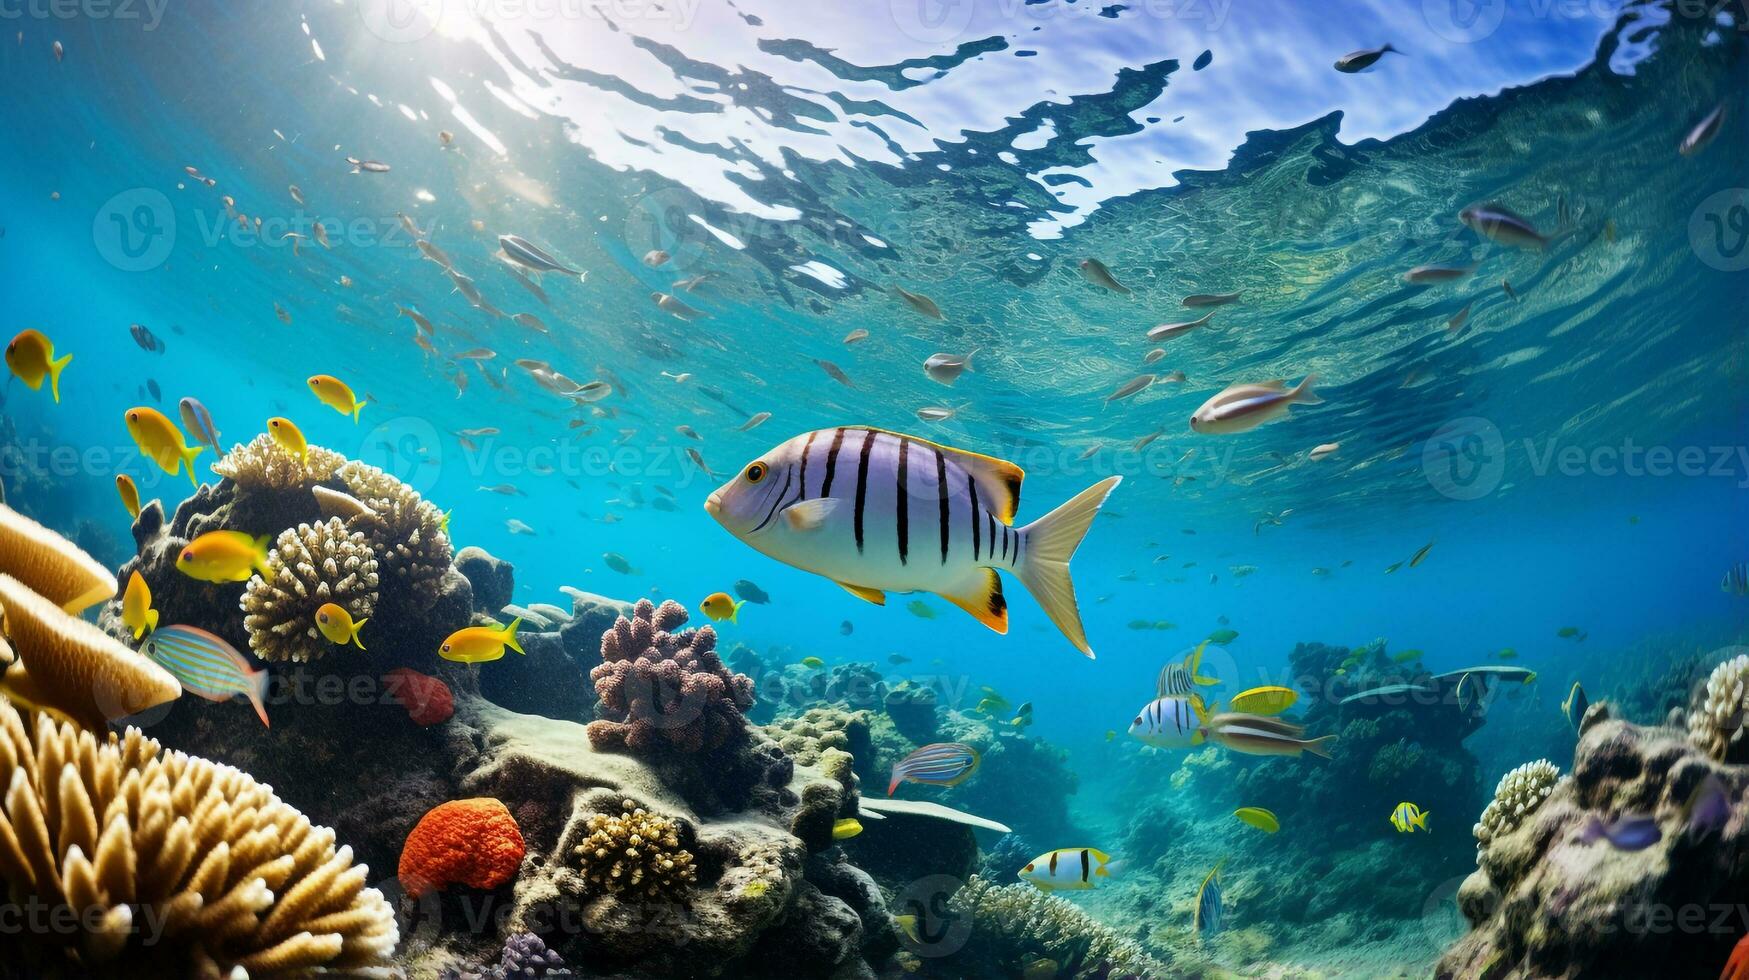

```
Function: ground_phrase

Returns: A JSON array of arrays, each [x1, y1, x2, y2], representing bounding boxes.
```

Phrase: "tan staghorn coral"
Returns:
[[336, 461, 452, 611], [0, 573, 180, 730], [1473, 758, 1561, 850], [572, 797, 698, 900], [242, 519, 379, 663], [0, 699, 398, 977], [946, 875, 1167, 977], [1689, 653, 1749, 762], [211, 434, 347, 491], [0, 503, 117, 613]]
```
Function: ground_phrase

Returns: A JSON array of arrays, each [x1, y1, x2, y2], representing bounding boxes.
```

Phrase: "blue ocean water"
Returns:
[[0, 0, 1745, 970]]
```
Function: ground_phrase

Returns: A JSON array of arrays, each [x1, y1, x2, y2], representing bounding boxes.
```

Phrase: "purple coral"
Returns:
[[445, 932, 571, 979], [586, 598, 756, 754]]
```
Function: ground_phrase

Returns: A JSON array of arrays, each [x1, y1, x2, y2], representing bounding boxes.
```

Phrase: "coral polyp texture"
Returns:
[[573, 797, 699, 899], [210, 434, 347, 491], [0, 503, 117, 613], [586, 598, 755, 755], [1473, 758, 1561, 850], [241, 517, 379, 664], [399, 798, 527, 899], [1689, 653, 1749, 762], [336, 460, 454, 611], [945, 875, 1169, 978], [0, 700, 398, 978]]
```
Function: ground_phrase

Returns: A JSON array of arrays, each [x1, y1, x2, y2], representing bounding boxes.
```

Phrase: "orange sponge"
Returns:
[[399, 798, 525, 898]]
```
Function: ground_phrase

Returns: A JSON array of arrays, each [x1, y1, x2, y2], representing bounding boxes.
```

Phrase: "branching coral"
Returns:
[[0, 699, 398, 977], [210, 434, 346, 491], [945, 875, 1166, 978], [586, 599, 755, 755], [336, 461, 453, 611], [763, 707, 870, 766], [449, 932, 571, 980], [1688, 653, 1749, 762], [242, 518, 379, 663], [572, 797, 697, 899], [1474, 759, 1561, 850]]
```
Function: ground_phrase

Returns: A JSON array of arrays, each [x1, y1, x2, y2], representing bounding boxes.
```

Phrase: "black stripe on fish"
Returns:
[[822, 427, 846, 496], [968, 473, 981, 561], [896, 436, 910, 566], [1014, 523, 1023, 567], [1049, 851, 1059, 876], [799, 430, 819, 499], [934, 447, 950, 565], [853, 431, 875, 553], [750, 466, 794, 533], [1080, 849, 1091, 882], [989, 513, 999, 562]]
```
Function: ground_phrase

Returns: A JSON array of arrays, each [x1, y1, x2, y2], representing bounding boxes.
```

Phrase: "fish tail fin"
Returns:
[[1303, 734, 1338, 759], [730, 601, 743, 624], [145, 609, 159, 636], [351, 618, 368, 650], [251, 535, 273, 578], [247, 669, 271, 728], [1016, 476, 1122, 658], [1291, 374, 1323, 405], [502, 617, 525, 654], [886, 771, 901, 797], [1384, 43, 1400, 55], [1418, 809, 1430, 831], [351, 399, 365, 424], [180, 444, 205, 487], [48, 353, 71, 403], [1101, 856, 1127, 878]]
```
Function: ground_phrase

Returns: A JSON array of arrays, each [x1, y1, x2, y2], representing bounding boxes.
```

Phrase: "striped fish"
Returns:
[[1723, 562, 1748, 596], [1157, 640, 1219, 703], [1194, 861, 1225, 938], [888, 742, 979, 796], [1205, 712, 1336, 758], [1019, 847, 1117, 892], [1127, 695, 1207, 748], [706, 427, 1121, 656], [142, 625, 270, 727]]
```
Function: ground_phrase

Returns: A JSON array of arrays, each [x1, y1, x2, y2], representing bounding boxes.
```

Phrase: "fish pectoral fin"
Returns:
[[939, 568, 1008, 635], [781, 497, 841, 532], [836, 582, 887, 605]]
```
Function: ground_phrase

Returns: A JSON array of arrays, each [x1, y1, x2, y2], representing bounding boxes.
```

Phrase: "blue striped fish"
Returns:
[[706, 427, 1121, 656], [888, 742, 979, 796], [142, 625, 270, 727], [1127, 695, 1207, 748], [1194, 861, 1224, 938]]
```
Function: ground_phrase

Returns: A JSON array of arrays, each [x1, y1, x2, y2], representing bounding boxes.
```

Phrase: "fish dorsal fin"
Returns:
[[846, 426, 1022, 524], [836, 582, 887, 605], [939, 567, 1008, 634], [782, 498, 839, 531], [1258, 379, 1287, 390]]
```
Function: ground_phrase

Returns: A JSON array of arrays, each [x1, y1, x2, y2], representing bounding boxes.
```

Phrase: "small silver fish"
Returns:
[[1403, 264, 1473, 284], [417, 239, 454, 269], [1148, 311, 1215, 341], [1680, 103, 1726, 157], [1106, 374, 1154, 403], [1143, 348, 1166, 364], [570, 381, 612, 403], [1079, 258, 1130, 294], [653, 292, 707, 320], [1182, 292, 1240, 308], [1190, 376, 1321, 435], [815, 359, 854, 387], [923, 351, 976, 386], [1334, 44, 1397, 73], [346, 156, 390, 173], [1447, 301, 1473, 333], [506, 519, 537, 536], [397, 212, 425, 240], [740, 412, 772, 431], [915, 405, 962, 423], [894, 286, 943, 319], [512, 312, 550, 334], [1460, 203, 1548, 250], [288, 184, 304, 205], [500, 234, 583, 277], [843, 328, 869, 345]]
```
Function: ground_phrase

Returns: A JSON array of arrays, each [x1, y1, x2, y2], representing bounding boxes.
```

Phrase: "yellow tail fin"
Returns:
[[48, 353, 71, 403], [1015, 476, 1121, 657], [180, 444, 204, 488]]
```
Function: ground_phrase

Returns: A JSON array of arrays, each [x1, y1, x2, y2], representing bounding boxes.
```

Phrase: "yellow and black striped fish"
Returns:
[[706, 427, 1120, 656], [1019, 848, 1117, 892]]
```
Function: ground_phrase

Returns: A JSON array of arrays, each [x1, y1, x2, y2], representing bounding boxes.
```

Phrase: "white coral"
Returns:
[[1689, 654, 1749, 761], [242, 518, 379, 663], [1474, 759, 1561, 849]]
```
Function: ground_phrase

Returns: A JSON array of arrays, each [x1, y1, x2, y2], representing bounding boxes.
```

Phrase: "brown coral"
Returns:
[[336, 461, 453, 611], [763, 707, 869, 766], [0, 573, 180, 730], [585, 599, 755, 755], [0, 503, 117, 613], [572, 798, 697, 900], [210, 434, 346, 492], [0, 699, 398, 977], [242, 518, 379, 663]]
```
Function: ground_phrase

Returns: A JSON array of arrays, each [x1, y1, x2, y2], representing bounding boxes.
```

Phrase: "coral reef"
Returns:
[[0, 503, 116, 612], [572, 797, 698, 899], [1689, 652, 1749, 762], [883, 680, 940, 742], [336, 460, 454, 613], [446, 932, 572, 980], [389, 666, 455, 726], [455, 546, 515, 614], [1472, 759, 1561, 850], [585, 598, 754, 756], [940, 875, 1170, 979], [241, 517, 380, 663], [0, 699, 397, 978], [1439, 707, 1749, 978], [211, 433, 347, 490], [401, 798, 526, 899], [763, 706, 872, 766]]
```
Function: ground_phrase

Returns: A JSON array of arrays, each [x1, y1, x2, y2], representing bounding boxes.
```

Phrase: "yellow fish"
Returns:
[[115, 473, 142, 520], [832, 818, 863, 840], [801, 656, 825, 669], [124, 406, 204, 488], [1227, 686, 1298, 716], [5, 328, 72, 402], [1390, 801, 1430, 833], [267, 416, 308, 462], [315, 602, 367, 649], [308, 374, 366, 423], [439, 618, 525, 664], [439, 510, 452, 534], [700, 591, 744, 623], [176, 530, 272, 583], [1233, 807, 1280, 833], [122, 571, 158, 640]]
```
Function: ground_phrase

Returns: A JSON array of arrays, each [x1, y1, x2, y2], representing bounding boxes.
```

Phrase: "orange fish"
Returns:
[[1723, 935, 1749, 980]]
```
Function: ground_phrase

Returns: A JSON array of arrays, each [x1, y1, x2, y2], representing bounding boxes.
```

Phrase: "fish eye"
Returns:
[[179, 551, 193, 562], [1133, 716, 1142, 726], [440, 643, 450, 652], [745, 462, 767, 484], [127, 411, 138, 422], [1023, 863, 1034, 873], [318, 612, 329, 623]]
